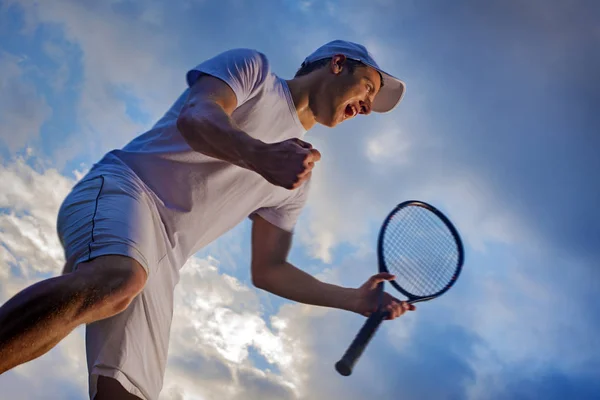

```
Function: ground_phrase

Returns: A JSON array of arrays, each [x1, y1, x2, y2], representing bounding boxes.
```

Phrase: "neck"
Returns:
[[285, 75, 319, 131]]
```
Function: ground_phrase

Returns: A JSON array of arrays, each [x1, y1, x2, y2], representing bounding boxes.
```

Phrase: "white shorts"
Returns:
[[57, 169, 180, 400]]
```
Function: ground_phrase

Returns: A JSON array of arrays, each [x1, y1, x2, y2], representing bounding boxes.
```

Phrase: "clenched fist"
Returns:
[[248, 138, 321, 189]]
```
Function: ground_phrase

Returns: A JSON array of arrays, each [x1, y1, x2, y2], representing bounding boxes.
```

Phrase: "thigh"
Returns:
[[95, 376, 142, 400]]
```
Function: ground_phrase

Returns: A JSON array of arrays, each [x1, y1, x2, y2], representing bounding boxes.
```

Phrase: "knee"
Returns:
[[76, 255, 147, 315]]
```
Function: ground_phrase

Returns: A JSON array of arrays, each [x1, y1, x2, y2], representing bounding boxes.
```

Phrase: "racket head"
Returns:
[[377, 200, 464, 303]]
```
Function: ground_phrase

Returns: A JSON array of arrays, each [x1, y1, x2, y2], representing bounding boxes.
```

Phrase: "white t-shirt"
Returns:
[[90, 48, 311, 268]]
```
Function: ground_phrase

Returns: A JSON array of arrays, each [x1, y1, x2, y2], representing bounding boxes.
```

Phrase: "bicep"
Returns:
[[250, 214, 293, 285], [181, 48, 268, 119], [181, 75, 238, 118]]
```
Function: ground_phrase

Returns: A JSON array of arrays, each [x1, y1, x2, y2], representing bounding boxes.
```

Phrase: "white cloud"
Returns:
[[4, 0, 186, 160], [162, 255, 300, 399], [0, 157, 75, 281], [0, 52, 52, 152], [0, 159, 86, 399], [365, 125, 411, 165]]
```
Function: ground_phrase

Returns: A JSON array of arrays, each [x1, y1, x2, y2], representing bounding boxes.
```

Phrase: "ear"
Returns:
[[330, 54, 347, 75]]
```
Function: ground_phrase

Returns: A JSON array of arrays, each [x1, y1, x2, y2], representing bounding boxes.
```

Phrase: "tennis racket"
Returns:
[[335, 200, 465, 376]]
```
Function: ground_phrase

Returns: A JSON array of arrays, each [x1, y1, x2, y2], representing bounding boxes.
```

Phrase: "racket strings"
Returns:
[[387, 214, 445, 289], [390, 212, 457, 294], [391, 214, 457, 294], [382, 206, 459, 297]]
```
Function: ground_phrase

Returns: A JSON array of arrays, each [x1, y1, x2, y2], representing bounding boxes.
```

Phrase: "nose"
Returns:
[[359, 99, 372, 115]]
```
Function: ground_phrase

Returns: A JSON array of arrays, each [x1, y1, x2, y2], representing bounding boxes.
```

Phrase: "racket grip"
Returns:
[[335, 311, 388, 376]]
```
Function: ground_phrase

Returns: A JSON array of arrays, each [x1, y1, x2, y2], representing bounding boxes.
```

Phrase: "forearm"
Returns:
[[256, 262, 358, 312], [177, 101, 264, 169]]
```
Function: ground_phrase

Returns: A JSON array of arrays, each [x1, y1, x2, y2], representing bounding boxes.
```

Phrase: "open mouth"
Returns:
[[344, 103, 357, 119]]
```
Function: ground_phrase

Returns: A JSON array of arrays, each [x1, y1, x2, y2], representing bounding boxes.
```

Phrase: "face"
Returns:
[[312, 55, 382, 127]]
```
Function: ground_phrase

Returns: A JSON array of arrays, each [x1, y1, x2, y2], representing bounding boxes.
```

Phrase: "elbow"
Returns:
[[251, 267, 271, 290], [176, 110, 195, 141], [177, 103, 221, 152], [176, 110, 211, 152], [251, 274, 267, 290], [177, 99, 220, 138]]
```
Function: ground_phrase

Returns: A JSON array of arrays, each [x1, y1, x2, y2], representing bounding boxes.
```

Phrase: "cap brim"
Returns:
[[371, 70, 406, 113]]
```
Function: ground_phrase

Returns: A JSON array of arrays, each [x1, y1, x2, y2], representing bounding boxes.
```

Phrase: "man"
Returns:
[[0, 40, 414, 399]]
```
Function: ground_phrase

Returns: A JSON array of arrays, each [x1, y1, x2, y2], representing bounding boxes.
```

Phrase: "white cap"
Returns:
[[302, 40, 406, 113]]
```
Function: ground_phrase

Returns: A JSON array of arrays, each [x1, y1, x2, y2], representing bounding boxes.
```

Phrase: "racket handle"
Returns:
[[335, 310, 388, 376]]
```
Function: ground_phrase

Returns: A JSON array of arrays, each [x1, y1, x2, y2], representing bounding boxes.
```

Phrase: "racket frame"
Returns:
[[335, 200, 464, 376], [379, 200, 464, 303]]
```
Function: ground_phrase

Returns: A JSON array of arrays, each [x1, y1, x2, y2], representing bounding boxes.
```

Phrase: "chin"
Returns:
[[323, 119, 339, 128], [314, 105, 344, 128], [327, 110, 347, 128], [315, 114, 339, 128]]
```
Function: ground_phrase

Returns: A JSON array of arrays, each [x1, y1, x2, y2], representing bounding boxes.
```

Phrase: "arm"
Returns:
[[176, 75, 320, 189], [251, 215, 417, 319], [176, 75, 264, 170], [250, 214, 358, 311]]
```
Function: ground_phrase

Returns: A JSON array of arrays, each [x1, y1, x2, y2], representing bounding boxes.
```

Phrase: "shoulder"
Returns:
[[223, 48, 269, 62], [186, 48, 273, 103], [192, 48, 272, 82], [208, 48, 271, 74]]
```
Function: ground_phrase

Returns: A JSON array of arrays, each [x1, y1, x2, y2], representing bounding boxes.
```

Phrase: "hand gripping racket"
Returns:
[[335, 200, 465, 376]]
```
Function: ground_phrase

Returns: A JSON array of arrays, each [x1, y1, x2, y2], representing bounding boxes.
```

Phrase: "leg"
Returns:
[[50, 171, 170, 398], [95, 376, 142, 400], [0, 255, 146, 374]]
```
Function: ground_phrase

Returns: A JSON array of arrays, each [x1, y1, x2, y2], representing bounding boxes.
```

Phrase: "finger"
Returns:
[[396, 301, 415, 312], [386, 303, 402, 320], [298, 162, 314, 177], [396, 304, 407, 317], [302, 152, 316, 167], [396, 302, 405, 316], [306, 148, 321, 163], [394, 306, 403, 319], [384, 305, 392, 320], [292, 172, 312, 189], [389, 301, 411, 319]]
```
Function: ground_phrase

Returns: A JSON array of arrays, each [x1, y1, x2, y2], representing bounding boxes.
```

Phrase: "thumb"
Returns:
[[368, 272, 396, 285]]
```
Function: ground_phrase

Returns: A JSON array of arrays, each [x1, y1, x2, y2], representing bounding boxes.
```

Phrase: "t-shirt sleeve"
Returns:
[[186, 48, 269, 108], [250, 180, 312, 232]]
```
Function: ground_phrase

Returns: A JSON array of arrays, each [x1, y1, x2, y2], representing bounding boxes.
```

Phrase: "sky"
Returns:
[[0, 0, 599, 399]]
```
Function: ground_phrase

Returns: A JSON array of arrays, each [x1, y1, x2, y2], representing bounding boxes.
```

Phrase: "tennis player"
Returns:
[[0, 40, 415, 399]]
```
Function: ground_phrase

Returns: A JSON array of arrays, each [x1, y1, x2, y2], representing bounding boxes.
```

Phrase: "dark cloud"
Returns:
[[378, 323, 479, 400], [301, 0, 600, 272], [496, 364, 600, 400], [274, 302, 480, 400]]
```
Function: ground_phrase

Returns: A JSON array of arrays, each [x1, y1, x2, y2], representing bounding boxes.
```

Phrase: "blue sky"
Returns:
[[0, 0, 599, 399]]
